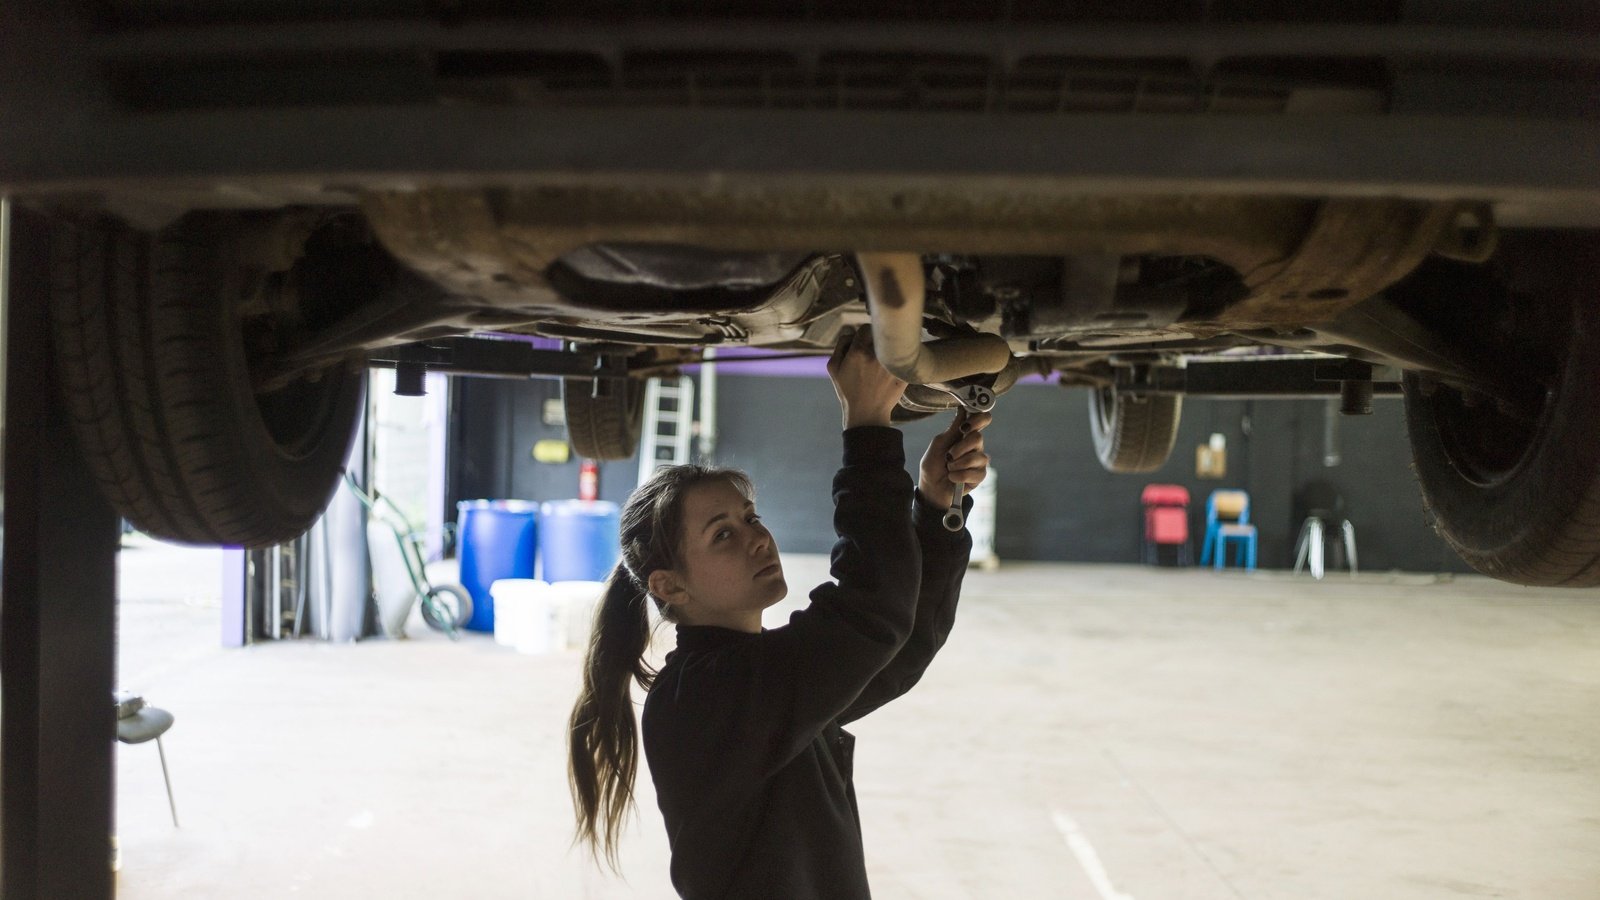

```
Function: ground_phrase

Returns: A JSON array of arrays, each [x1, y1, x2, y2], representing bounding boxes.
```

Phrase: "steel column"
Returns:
[[1, 206, 120, 898]]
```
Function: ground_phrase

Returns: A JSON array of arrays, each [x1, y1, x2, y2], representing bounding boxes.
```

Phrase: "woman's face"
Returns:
[[657, 478, 786, 632]]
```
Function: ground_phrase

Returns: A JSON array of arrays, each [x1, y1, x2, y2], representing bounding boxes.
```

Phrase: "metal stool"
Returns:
[[1293, 517, 1359, 579], [1292, 481, 1358, 579], [115, 691, 179, 827]]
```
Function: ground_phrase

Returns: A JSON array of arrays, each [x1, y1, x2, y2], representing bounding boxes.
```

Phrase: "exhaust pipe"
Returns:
[[855, 253, 1012, 384]]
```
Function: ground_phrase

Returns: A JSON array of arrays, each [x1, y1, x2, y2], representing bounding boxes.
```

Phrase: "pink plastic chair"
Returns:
[[1140, 484, 1192, 566]]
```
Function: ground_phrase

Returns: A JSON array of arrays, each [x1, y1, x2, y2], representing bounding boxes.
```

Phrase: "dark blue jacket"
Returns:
[[642, 426, 972, 899]]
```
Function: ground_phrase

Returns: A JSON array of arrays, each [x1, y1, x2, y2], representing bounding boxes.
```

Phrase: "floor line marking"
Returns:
[[1097, 748, 1248, 900], [1050, 809, 1135, 900]]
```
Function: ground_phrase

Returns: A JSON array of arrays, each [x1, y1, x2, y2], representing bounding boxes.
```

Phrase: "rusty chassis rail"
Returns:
[[1114, 357, 1402, 402], [366, 337, 635, 386], [367, 338, 849, 382], [371, 336, 1405, 411]]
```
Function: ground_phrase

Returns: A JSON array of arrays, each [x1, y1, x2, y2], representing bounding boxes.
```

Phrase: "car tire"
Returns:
[[1089, 387, 1183, 473], [49, 214, 366, 547], [563, 376, 645, 460], [1403, 289, 1600, 586]]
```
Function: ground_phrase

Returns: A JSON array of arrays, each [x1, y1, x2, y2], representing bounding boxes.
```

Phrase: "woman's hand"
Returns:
[[918, 407, 992, 509], [827, 327, 907, 430]]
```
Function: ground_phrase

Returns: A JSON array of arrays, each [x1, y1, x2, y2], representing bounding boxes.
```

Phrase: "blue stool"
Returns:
[[1199, 490, 1258, 571]]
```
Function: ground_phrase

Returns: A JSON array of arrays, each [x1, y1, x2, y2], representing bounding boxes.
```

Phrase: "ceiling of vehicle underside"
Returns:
[[4, 3, 1597, 225], [94, 1, 1406, 26], [90, 0, 1596, 30], [77, 0, 1595, 116]]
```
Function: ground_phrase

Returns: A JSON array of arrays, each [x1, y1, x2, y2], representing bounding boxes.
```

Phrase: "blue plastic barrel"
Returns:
[[538, 500, 622, 583], [456, 500, 539, 632]]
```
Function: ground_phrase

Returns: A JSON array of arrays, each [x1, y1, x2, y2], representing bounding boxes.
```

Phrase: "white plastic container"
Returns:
[[490, 579, 550, 651], [515, 587, 559, 655], [548, 580, 607, 651], [968, 466, 999, 571]]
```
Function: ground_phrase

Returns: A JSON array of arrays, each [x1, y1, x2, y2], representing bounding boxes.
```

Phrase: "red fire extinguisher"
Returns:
[[579, 459, 599, 502]]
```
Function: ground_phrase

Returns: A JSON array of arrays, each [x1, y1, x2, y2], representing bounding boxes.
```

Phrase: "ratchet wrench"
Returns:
[[938, 385, 996, 532]]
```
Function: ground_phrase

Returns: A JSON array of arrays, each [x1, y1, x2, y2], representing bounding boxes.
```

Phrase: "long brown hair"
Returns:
[[567, 464, 755, 870]]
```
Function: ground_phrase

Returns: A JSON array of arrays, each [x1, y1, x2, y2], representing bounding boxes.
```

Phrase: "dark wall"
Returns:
[[450, 377, 643, 511], [449, 375, 1472, 574]]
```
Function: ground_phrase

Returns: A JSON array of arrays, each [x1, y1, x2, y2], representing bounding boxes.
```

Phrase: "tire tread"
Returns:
[[49, 214, 362, 546], [564, 377, 645, 461], [1090, 391, 1182, 474]]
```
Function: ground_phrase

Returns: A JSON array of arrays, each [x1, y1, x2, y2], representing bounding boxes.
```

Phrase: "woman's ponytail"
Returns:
[[568, 560, 655, 870]]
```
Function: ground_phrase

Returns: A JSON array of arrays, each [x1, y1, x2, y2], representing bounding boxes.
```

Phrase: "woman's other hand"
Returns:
[[827, 327, 907, 430], [918, 407, 992, 509]]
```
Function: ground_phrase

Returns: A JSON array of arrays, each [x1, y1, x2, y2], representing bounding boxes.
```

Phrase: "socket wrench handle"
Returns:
[[939, 387, 991, 532], [942, 482, 967, 532]]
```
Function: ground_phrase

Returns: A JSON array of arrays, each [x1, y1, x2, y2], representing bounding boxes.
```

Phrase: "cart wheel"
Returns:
[[421, 584, 473, 636]]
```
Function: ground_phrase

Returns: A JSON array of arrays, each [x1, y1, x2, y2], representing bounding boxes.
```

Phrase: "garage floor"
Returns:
[[114, 539, 1600, 899]]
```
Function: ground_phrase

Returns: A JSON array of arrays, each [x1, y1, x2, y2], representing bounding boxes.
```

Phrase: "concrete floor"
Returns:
[[113, 538, 1600, 899]]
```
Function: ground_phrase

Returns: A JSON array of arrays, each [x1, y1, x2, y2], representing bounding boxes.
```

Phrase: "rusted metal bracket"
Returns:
[[1210, 199, 1481, 333]]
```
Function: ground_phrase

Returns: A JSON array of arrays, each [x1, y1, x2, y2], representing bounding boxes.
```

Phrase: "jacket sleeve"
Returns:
[[652, 426, 921, 781], [838, 488, 971, 725]]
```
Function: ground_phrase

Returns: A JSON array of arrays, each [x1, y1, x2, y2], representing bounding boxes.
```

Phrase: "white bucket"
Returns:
[[968, 466, 999, 570], [490, 579, 550, 651], [548, 580, 607, 651]]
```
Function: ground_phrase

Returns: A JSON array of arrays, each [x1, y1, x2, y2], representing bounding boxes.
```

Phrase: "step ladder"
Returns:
[[262, 535, 308, 640], [638, 376, 696, 486]]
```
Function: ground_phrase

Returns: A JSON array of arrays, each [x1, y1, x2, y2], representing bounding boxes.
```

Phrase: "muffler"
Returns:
[[855, 253, 1012, 384]]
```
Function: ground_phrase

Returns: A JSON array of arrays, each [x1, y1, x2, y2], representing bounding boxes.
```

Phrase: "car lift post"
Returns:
[[2, 205, 121, 899]]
